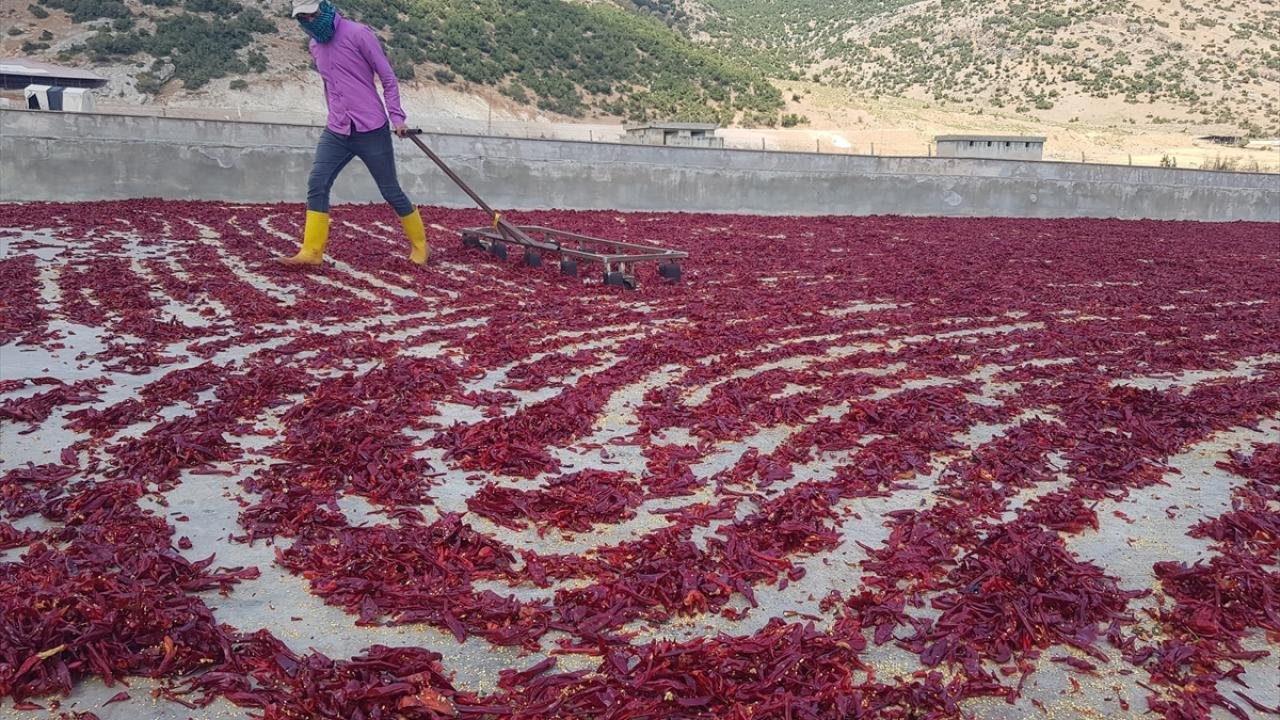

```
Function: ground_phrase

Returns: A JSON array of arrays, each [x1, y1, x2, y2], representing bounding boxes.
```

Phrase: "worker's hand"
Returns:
[[393, 124, 410, 138]]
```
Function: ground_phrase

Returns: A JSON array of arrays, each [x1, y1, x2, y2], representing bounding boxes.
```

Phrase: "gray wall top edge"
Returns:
[[4, 108, 1278, 190], [0, 106, 322, 131], [0, 191, 1269, 225]]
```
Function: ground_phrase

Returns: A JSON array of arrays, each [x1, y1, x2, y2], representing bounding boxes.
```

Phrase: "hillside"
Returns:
[[4, 0, 1278, 136], [682, 0, 1280, 134], [1, 0, 783, 123]]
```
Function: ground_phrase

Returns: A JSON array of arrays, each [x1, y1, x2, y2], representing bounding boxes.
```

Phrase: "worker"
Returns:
[[279, 0, 428, 266]]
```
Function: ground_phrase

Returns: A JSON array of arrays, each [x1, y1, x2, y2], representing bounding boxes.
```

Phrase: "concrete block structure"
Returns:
[[622, 122, 724, 148], [936, 135, 1046, 161]]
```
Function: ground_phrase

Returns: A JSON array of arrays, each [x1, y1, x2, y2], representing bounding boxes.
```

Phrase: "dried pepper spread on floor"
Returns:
[[1, 200, 1278, 720]]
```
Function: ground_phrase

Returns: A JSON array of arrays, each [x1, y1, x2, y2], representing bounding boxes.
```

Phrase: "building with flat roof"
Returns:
[[935, 135, 1045, 161], [1, 58, 108, 90], [623, 122, 723, 148]]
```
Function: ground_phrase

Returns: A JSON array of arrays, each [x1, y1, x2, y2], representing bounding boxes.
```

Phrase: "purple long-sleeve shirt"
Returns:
[[310, 13, 406, 134]]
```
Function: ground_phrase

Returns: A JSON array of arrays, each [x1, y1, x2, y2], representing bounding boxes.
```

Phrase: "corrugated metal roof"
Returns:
[[0, 57, 107, 83], [935, 134, 1047, 143]]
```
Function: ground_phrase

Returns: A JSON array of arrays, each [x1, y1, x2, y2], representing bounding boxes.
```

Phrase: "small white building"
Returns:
[[622, 122, 723, 148], [935, 135, 1045, 161]]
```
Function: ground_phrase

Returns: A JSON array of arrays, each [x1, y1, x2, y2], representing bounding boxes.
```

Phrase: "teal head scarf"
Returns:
[[299, 1, 337, 43]]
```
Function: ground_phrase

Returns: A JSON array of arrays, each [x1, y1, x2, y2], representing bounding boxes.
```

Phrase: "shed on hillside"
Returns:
[[1, 58, 107, 90], [935, 135, 1046, 161], [623, 122, 723, 148]]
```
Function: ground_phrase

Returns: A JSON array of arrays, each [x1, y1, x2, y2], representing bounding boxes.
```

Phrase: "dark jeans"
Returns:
[[307, 122, 413, 216]]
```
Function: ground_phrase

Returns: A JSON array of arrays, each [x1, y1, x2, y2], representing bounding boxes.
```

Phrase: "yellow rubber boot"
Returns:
[[278, 210, 329, 266], [401, 207, 429, 265]]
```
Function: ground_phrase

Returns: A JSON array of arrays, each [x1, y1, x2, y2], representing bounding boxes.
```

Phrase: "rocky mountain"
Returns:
[[4, 0, 1277, 134], [677, 0, 1279, 134]]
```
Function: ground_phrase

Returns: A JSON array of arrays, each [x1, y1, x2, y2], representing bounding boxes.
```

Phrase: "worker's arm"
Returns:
[[358, 26, 407, 135]]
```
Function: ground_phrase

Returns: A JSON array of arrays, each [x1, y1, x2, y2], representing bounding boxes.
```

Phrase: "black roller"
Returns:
[[604, 271, 637, 290], [523, 250, 542, 267], [490, 242, 508, 260], [462, 233, 483, 249], [659, 262, 682, 281], [560, 259, 578, 276]]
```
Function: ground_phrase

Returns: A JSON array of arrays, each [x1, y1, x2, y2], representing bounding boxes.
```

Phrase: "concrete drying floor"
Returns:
[[1, 203, 1278, 720]]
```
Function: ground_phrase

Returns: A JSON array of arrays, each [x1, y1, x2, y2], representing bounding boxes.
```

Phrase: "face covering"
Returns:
[[299, 1, 337, 43]]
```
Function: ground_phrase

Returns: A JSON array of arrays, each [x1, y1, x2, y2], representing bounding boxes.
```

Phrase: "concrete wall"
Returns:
[[3, 109, 1277, 222]]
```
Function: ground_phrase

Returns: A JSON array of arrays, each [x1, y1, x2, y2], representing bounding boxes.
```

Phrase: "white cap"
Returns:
[[291, 1, 320, 16]]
